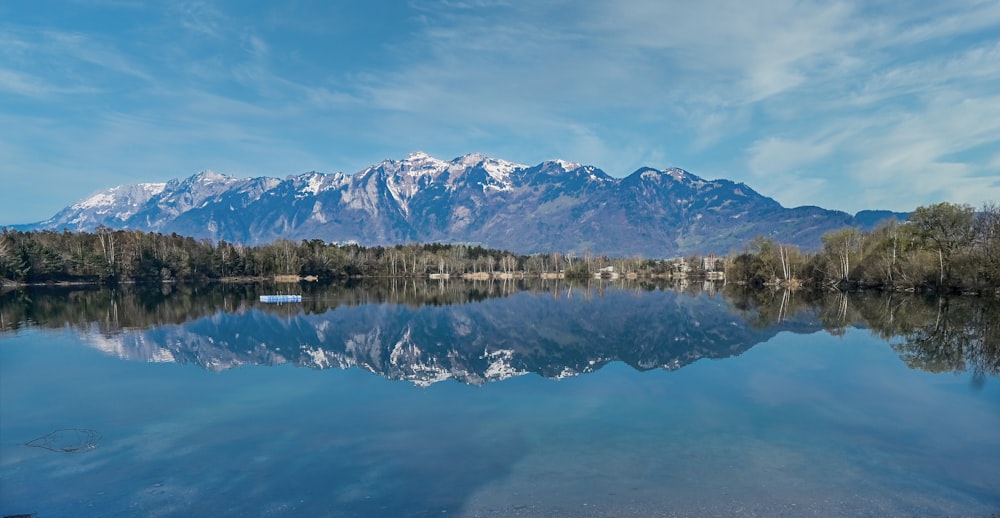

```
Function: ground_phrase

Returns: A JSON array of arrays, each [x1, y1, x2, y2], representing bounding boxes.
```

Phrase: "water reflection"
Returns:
[[2, 281, 998, 383], [726, 287, 1000, 379]]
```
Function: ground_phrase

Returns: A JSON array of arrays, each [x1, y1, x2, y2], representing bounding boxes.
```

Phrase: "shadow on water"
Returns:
[[2, 280, 999, 383]]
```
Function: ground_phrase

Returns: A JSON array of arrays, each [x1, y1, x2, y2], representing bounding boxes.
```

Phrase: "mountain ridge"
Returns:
[[20, 152, 908, 256]]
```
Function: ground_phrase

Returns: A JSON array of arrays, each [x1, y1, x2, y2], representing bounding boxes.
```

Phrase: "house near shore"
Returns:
[[595, 265, 620, 280]]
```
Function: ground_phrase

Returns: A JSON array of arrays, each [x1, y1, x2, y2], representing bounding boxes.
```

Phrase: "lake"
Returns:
[[1, 280, 998, 517]]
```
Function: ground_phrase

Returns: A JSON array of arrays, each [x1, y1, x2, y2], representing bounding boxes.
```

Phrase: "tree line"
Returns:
[[1, 201, 998, 293], [0, 226, 665, 285], [725, 202, 1000, 293]]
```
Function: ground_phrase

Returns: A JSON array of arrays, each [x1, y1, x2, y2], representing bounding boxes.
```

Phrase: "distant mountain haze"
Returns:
[[22, 152, 908, 257]]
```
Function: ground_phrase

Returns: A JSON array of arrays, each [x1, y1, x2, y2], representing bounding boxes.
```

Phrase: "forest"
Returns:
[[1, 201, 998, 294]]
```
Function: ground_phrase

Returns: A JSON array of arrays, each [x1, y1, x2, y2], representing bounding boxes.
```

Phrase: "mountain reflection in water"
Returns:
[[1, 279, 997, 384]]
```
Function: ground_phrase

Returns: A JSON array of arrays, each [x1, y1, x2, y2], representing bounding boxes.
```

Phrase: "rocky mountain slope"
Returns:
[[25, 152, 906, 256]]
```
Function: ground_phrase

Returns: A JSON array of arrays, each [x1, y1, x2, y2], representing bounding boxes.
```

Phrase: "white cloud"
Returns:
[[849, 40, 1000, 108], [748, 137, 836, 178], [744, 136, 840, 209], [583, 0, 865, 102], [745, 88, 1000, 212], [848, 94, 1000, 210], [2, 0, 1000, 224]]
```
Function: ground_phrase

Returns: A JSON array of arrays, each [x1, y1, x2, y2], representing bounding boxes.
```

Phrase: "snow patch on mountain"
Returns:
[[75, 192, 117, 211], [483, 348, 527, 381], [55, 182, 172, 226], [389, 327, 417, 366], [639, 169, 662, 182], [302, 345, 335, 369], [291, 172, 347, 198], [75, 182, 167, 211], [553, 159, 582, 171], [302, 173, 327, 197], [84, 332, 176, 363], [448, 153, 523, 192], [403, 151, 449, 177], [456, 153, 523, 180], [192, 170, 233, 184], [385, 176, 412, 216], [311, 201, 327, 223], [665, 168, 687, 180], [481, 158, 522, 184]]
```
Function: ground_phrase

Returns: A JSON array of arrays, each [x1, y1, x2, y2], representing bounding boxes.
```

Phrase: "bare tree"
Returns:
[[821, 228, 860, 282], [95, 225, 117, 271], [909, 203, 976, 287]]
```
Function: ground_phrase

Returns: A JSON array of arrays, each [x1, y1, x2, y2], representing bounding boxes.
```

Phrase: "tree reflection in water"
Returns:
[[727, 286, 1000, 378], [1, 280, 998, 380]]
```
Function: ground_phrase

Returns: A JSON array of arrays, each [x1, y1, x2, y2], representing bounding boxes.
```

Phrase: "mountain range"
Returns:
[[24, 152, 906, 256]]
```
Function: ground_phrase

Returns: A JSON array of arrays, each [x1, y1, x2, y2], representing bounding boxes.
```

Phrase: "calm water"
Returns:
[[1, 281, 998, 517]]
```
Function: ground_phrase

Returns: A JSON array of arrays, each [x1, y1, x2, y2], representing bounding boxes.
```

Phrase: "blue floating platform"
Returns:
[[259, 294, 302, 303]]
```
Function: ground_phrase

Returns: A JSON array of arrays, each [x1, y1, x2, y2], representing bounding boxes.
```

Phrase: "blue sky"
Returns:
[[2, 0, 999, 225]]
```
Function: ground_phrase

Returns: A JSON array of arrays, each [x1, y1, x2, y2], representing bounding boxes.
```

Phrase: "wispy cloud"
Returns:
[[42, 30, 152, 81], [0, 68, 96, 97], [0, 28, 151, 98], [886, 0, 1000, 46], [1, 0, 998, 224], [170, 0, 227, 39]]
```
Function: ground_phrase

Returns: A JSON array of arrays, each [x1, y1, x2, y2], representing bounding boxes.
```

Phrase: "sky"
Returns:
[[2, 0, 999, 225]]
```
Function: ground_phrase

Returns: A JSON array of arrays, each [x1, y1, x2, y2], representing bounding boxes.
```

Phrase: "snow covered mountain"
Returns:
[[24, 152, 902, 256]]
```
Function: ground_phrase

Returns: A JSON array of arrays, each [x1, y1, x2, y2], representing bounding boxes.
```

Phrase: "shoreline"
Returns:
[[4, 274, 998, 297]]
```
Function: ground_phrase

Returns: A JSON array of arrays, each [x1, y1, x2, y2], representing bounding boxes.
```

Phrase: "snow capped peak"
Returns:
[[143, 182, 168, 195], [289, 170, 323, 180], [191, 170, 234, 184], [635, 167, 690, 183], [398, 151, 449, 177], [449, 153, 524, 184], [639, 169, 661, 180], [73, 182, 167, 210], [480, 157, 523, 182], [455, 152, 486, 167], [406, 150, 434, 161], [664, 168, 688, 180], [552, 159, 582, 171], [403, 151, 447, 169], [298, 172, 327, 197], [74, 187, 122, 210], [52, 181, 172, 227]]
